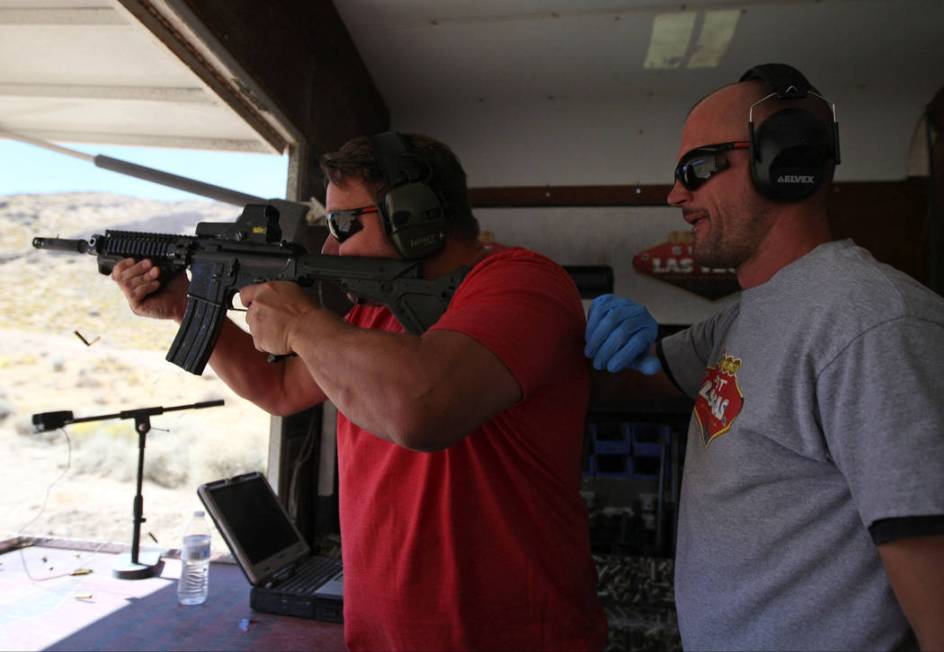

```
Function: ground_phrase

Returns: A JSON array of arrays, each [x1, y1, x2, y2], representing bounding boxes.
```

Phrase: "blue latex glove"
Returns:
[[584, 294, 661, 374]]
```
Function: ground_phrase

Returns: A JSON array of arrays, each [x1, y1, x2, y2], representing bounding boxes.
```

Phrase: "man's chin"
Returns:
[[691, 241, 713, 268], [692, 246, 730, 270]]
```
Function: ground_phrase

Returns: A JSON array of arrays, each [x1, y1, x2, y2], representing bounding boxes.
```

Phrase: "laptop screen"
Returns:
[[208, 475, 302, 564], [198, 472, 311, 584]]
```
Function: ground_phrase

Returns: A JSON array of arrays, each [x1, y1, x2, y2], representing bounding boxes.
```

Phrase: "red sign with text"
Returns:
[[633, 232, 739, 299]]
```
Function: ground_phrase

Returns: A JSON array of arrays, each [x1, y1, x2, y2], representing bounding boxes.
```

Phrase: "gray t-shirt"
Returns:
[[661, 239, 944, 651]]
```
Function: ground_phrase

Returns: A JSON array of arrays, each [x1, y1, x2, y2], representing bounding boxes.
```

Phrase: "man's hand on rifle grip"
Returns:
[[111, 258, 189, 322], [241, 281, 321, 357]]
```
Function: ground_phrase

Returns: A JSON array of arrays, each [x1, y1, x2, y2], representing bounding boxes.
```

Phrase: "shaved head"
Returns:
[[687, 80, 836, 145]]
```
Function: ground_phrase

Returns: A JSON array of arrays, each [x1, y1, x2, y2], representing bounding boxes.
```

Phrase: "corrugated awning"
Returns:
[[0, 0, 290, 153]]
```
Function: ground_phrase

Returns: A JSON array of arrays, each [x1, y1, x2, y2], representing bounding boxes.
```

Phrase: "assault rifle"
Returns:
[[33, 203, 468, 375]]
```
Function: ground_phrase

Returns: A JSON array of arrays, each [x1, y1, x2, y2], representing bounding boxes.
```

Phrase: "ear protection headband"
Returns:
[[369, 131, 447, 259], [739, 63, 841, 202]]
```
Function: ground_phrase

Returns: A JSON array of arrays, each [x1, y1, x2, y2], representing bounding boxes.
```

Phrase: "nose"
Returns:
[[667, 179, 691, 207]]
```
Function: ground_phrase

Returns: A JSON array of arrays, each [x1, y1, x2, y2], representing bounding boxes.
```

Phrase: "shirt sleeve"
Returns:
[[815, 316, 944, 528], [429, 251, 586, 399], [659, 304, 739, 398]]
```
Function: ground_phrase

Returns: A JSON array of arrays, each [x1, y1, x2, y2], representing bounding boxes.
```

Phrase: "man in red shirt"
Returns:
[[111, 132, 607, 651]]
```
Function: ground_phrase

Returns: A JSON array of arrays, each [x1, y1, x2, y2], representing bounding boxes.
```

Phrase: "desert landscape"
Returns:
[[0, 192, 270, 552]]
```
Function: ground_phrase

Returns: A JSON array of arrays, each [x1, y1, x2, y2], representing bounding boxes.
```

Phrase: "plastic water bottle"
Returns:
[[177, 510, 211, 605]]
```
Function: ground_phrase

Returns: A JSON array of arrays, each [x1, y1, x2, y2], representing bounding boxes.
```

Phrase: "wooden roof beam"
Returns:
[[119, 0, 389, 201]]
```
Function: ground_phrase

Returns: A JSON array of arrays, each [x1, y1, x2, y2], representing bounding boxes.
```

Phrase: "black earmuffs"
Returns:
[[740, 63, 841, 202], [369, 131, 447, 259]]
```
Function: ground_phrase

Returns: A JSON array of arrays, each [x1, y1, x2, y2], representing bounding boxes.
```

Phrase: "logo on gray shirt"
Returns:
[[694, 354, 744, 445]]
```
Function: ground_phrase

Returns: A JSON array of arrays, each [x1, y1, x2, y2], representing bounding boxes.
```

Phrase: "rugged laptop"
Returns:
[[197, 471, 343, 623]]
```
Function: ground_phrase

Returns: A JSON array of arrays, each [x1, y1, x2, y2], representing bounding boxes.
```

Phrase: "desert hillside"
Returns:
[[1, 193, 270, 549]]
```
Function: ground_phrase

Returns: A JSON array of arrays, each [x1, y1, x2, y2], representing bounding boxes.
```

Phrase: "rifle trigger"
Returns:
[[266, 353, 298, 364]]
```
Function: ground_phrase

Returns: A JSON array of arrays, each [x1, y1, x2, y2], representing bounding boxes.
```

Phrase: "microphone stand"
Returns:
[[31, 400, 224, 579]]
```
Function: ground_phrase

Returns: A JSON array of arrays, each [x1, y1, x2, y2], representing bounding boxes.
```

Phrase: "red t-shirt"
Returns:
[[338, 246, 607, 651]]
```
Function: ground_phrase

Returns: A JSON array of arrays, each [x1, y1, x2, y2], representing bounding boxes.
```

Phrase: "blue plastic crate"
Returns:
[[629, 455, 661, 479], [631, 423, 667, 458], [589, 453, 633, 477], [589, 422, 632, 455], [594, 438, 632, 455]]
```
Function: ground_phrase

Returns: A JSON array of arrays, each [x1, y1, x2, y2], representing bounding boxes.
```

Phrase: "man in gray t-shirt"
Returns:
[[585, 64, 944, 650]]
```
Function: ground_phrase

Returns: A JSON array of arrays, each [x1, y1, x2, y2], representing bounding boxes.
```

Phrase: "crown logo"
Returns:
[[668, 230, 694, 245], [718, 354, 741, 375]]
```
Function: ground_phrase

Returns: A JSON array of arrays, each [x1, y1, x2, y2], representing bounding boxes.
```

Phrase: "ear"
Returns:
[[751, 108, 832, 202]]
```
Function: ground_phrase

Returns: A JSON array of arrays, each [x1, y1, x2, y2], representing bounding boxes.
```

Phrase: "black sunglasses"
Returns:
[[674, 141, 750, 190], [326, 205, 380, 243]]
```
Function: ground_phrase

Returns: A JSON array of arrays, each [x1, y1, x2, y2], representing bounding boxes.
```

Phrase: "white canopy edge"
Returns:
[[115, 0, 303, 153], [1, 127, 270, 152]]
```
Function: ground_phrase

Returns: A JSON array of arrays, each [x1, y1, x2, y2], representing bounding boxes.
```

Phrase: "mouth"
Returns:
[[683, 209, 709, 229]]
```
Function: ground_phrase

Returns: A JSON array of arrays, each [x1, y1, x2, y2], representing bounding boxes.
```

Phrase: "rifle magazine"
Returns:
[[166, 297, 227, 375]]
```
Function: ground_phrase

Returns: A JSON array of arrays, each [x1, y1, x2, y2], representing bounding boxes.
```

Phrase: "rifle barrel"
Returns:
[[32, 237, 89, 254]]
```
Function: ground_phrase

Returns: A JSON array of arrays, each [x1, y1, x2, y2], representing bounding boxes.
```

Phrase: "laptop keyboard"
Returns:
[[279, 556, 343, 592]]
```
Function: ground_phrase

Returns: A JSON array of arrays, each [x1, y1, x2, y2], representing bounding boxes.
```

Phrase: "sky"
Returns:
[[0, 140, 288, 202]]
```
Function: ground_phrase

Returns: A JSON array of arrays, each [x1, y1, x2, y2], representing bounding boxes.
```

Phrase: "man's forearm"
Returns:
[[202, 317, 327, 415], [879, 534, 944, 650], [590, 345, 684, 405]]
